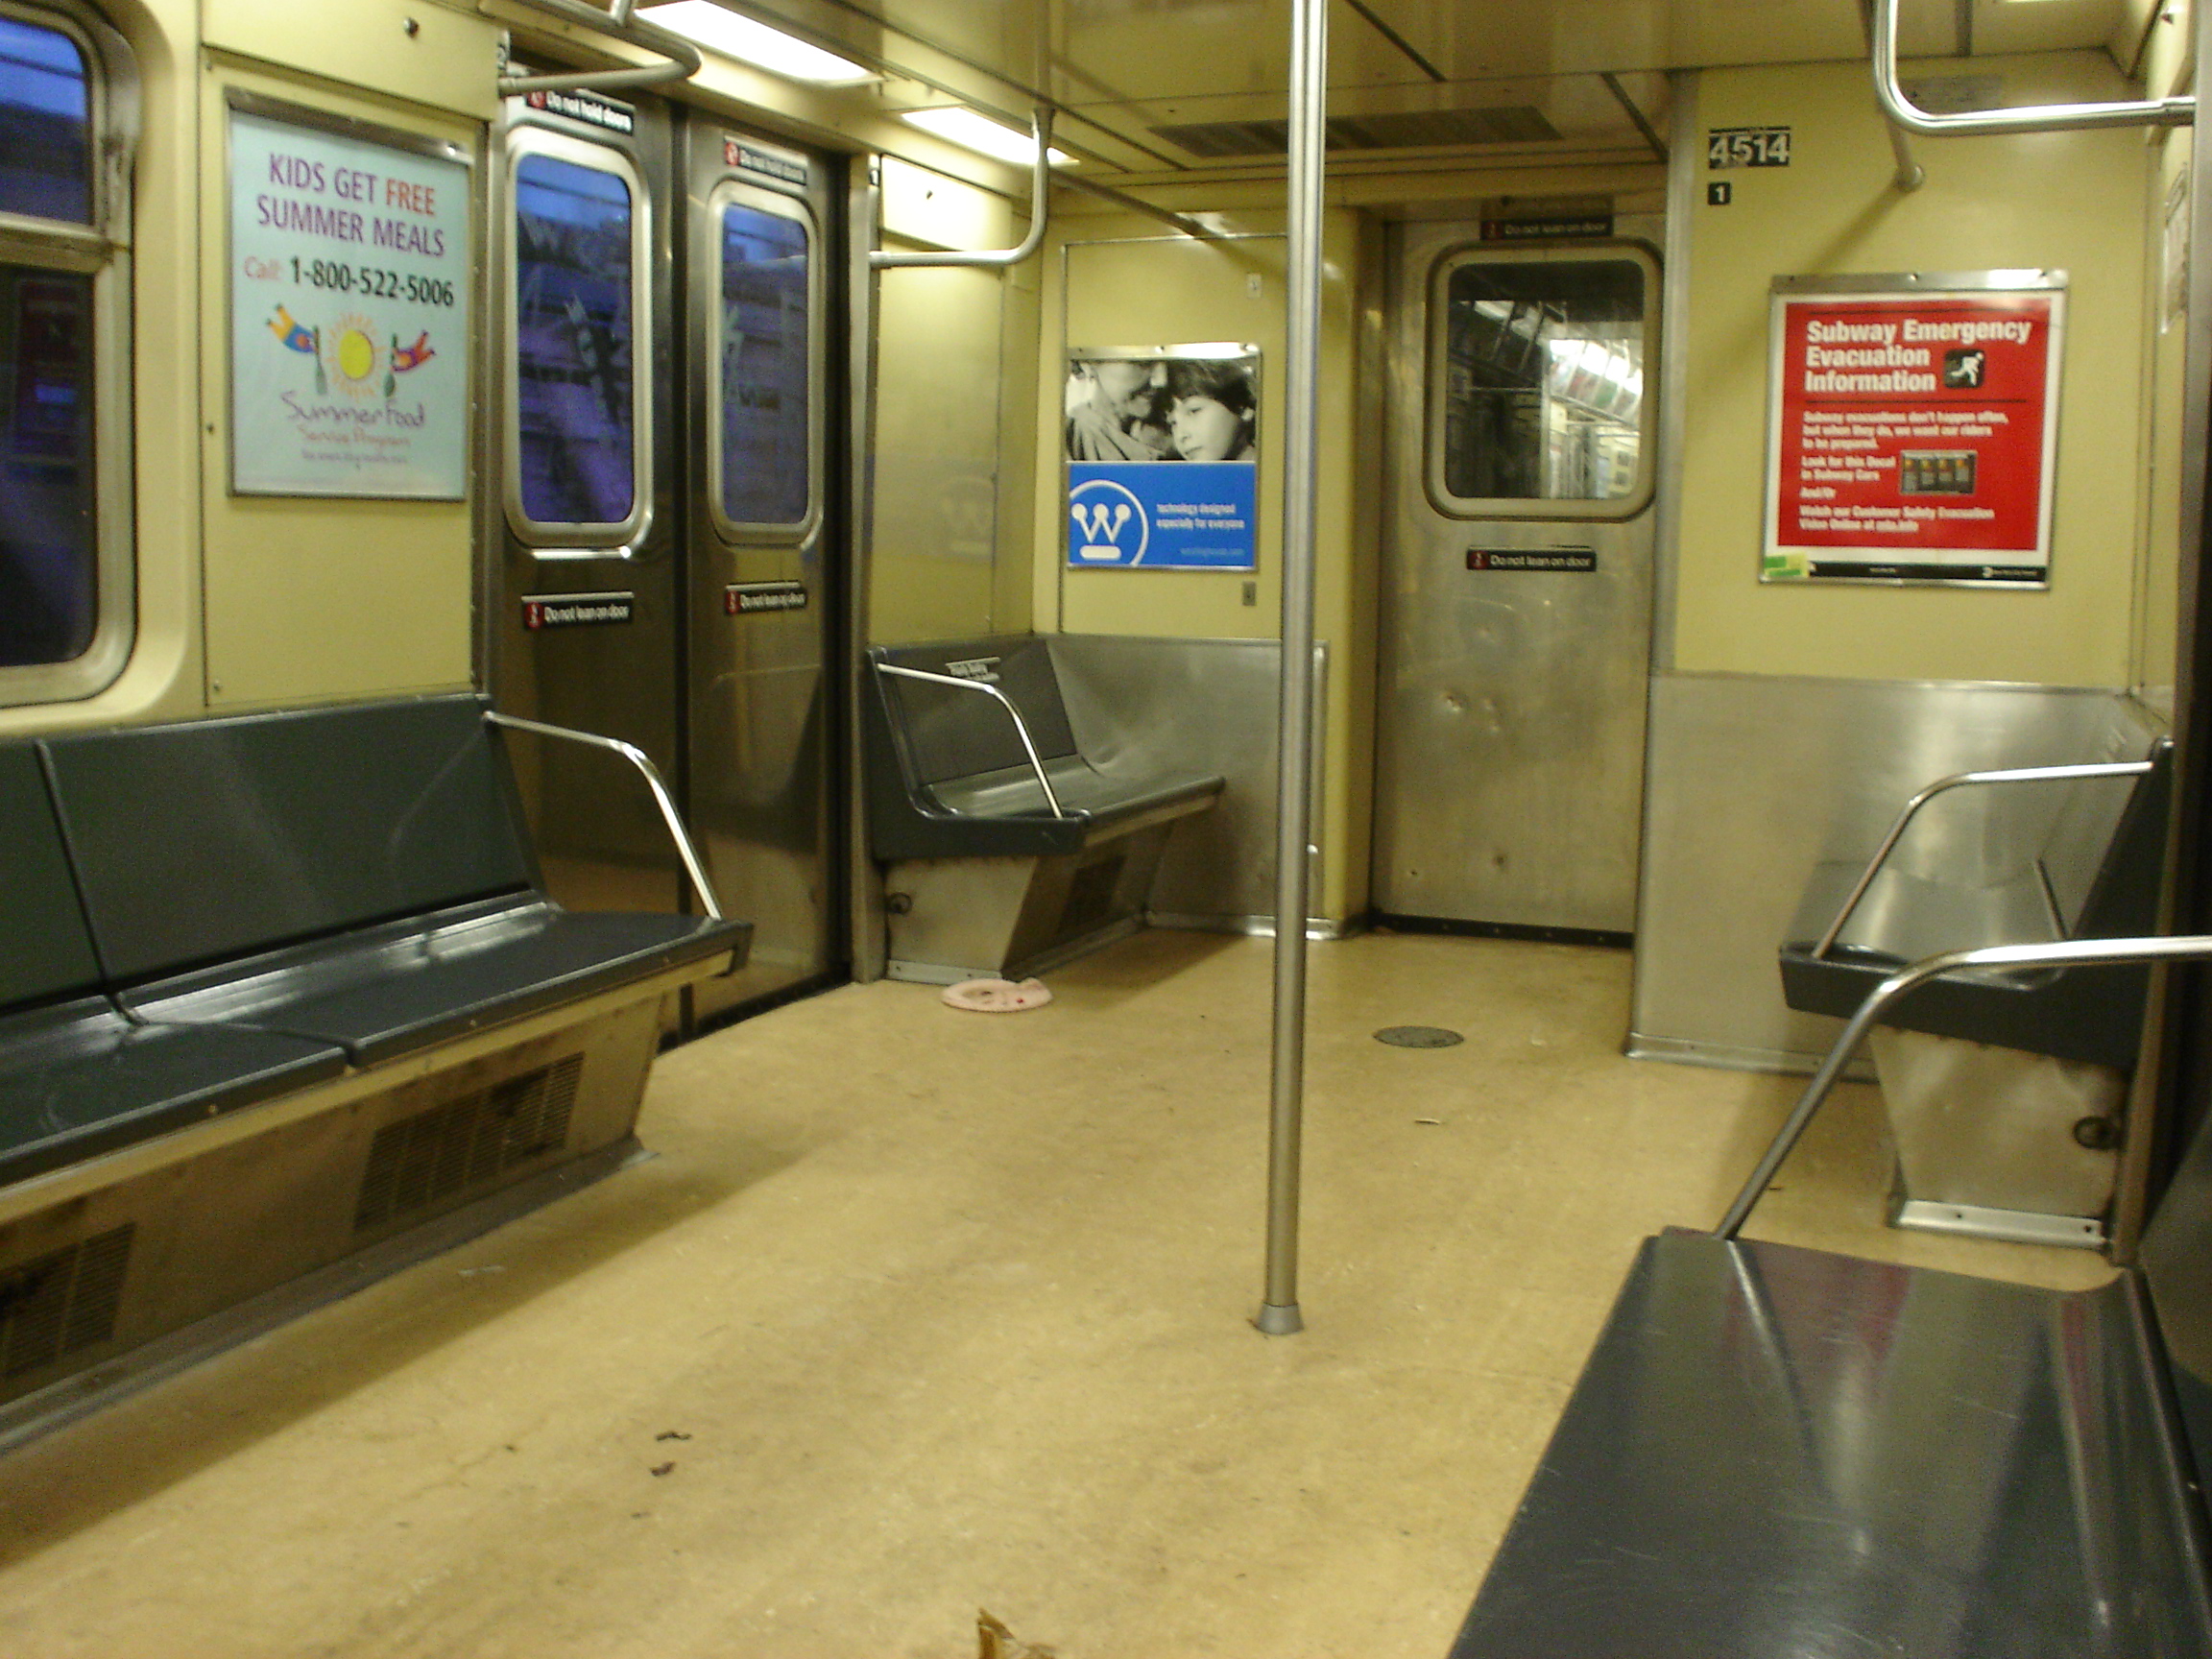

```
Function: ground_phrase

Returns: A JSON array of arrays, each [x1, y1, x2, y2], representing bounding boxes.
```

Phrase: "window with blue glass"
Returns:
[[512, 153, 637, 528], [0, 6, 114, 684], [0, 11, 89, 224], [717, 201, 811, 528]]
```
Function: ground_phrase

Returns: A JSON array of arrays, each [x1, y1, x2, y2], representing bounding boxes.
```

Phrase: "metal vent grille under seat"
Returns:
[[1152, 107, 1560, 158], [0, 1224, 133, 1380], [353, 1054, 584, 1232]]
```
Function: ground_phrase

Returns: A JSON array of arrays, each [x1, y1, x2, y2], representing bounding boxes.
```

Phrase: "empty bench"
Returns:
[[0, 693, 747, 1433], [1450, 932, 2212, 1658], [1778, 733, 2172, 1245], [864, 636, 1225, 982]]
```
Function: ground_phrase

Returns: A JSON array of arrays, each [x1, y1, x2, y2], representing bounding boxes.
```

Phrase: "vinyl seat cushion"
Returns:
[[129, 901, 747, 1067], [0, 999, 347, 1187]]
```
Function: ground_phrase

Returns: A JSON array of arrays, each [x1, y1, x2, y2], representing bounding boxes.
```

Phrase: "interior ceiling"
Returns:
[[720, 0, 2141, 176]]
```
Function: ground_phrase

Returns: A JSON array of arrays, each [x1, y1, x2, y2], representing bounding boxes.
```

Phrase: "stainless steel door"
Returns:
[[489, 88, 681, 919], [1374, 220, 1662, 936], [681, 125, 841, 1018]]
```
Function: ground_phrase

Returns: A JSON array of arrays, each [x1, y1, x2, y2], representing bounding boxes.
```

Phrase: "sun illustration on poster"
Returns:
[[326, 313, 382, 399]]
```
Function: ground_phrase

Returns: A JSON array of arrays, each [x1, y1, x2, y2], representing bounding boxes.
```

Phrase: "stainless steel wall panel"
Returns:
[[1629, 673, 2163, 1070], [1048, 634, 1311, 926]]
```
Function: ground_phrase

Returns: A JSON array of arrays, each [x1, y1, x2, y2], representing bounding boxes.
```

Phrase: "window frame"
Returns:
[[497, 125, 652, 553], [0, 0, 137, 708], [1423, 241, 1661, 523], [703, 175, 821, 545]]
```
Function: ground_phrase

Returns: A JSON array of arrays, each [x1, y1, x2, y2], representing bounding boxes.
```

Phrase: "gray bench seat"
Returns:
[[1778, 737, 2172, 1071], [126, 896, 738, 1068], [0, 999, 344, 1188], [1451, 1228, 2212, 1659], [864, 637, 1224, 981], [0, 694, 749, 1182]]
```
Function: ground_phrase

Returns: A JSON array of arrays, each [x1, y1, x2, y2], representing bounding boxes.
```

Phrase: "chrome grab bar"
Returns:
[[1871, 0, 2192, 138], [1715, 932, 2212, 1240], [497, 0, 703, 97], [1813, 759, 2153, 960], [483, 710, 724, 921], [875, 662, 1069, 819], [870, 108, 1052, 271]]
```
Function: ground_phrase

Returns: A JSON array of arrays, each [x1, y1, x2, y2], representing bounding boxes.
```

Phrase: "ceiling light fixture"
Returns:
[[636, 3, 877, 85], [901, 106, 1072, 166]]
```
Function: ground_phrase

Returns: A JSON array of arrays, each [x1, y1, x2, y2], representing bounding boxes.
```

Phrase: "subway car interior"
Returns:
[[9, 0, 2212, 1650]]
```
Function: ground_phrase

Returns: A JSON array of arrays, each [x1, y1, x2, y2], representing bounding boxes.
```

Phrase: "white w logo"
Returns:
[[1070, 501, 1132, 544]]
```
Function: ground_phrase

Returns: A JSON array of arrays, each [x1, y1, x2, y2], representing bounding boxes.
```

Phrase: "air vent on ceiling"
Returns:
[[354, 1054, 584, 1232], [0, 1223, 133, 1382], [1153, 106, 1560, 159]]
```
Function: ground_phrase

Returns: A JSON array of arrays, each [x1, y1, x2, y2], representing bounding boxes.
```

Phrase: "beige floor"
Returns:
[[0, 931, 2113, 1658]]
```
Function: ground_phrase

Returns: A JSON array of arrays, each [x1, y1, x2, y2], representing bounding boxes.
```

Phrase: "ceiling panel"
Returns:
[[712, 0, 2138, 178]]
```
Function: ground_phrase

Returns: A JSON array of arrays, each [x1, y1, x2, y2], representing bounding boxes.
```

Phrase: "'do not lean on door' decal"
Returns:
[[1763, 274, 2064, 588], [1065, 345, 1260, 570], [228, 105, 472, 498]]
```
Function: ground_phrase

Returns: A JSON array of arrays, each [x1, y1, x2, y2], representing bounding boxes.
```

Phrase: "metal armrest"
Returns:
[[1719, 932, 2212, 1239], [875, 662, 1070, 819], [483, 710, 726, 923], [1813, 760, 2154, 959]]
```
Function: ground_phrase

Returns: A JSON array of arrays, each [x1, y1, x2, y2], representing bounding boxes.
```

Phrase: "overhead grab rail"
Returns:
[[870, 108, 1053, 270], [875, 662, 1070, 818], [1871, 0, 2193, 139], [497, 0, 702, 98]]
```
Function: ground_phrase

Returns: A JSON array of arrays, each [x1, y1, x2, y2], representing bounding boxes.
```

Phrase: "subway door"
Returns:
[[681, 124, 843, 1019], [1374, 223, 1661, 938], [488, 87, 682, 921]]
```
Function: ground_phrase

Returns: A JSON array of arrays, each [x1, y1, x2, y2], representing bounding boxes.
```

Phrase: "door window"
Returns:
[[1429, 248, 1657, 518], [711, 187, 815, 536], [507, 143, 645, 538]]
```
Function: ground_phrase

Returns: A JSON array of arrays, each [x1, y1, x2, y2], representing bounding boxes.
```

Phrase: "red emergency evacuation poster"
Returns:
[[1762, 274, 2064, 587]]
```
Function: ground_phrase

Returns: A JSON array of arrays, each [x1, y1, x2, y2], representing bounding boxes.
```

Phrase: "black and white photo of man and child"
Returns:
[[1065, 355, 1258, 464]]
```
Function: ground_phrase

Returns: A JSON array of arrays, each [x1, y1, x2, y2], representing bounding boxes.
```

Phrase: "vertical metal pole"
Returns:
[[1258, 0, 1327, 1338]]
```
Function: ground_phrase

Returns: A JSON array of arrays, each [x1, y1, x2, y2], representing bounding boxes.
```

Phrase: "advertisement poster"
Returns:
[[1066, 344, 1259, 570], [1763, 274, 2064, 586], [228, 106, 471, 498]]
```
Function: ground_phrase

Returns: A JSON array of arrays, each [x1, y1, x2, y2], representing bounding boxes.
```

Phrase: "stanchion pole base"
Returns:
[[1255, 1301, 1305, 1336]]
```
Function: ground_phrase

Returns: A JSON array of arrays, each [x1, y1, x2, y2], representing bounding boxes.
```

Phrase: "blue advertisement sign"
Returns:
[[1064, 346, 1260, 570], [1068, 461, 1256, 569]]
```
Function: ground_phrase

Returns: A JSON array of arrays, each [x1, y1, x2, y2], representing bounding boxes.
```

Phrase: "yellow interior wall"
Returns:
[[1675, 54, 2151, 685], [1034, 209, 1374, 921], [196, 46, 491, 710], [868, 163, 1037, 644]]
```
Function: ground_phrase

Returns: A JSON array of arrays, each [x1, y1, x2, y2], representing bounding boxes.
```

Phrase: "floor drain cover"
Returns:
[[1374, 1025, 1464, 1048]]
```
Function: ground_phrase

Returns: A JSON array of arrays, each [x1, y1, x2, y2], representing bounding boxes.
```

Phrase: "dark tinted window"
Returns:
[[0, 268, 95, 665], [719, 201, 811, 526], [513, 153, 635, 527], [0, 13, 89, 223], [1438, 258, 1646, 502]]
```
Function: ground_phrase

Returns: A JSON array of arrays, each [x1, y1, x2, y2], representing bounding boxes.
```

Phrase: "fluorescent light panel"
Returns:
[[901, 107, 1072, 166], [637, 3, 876, 85]]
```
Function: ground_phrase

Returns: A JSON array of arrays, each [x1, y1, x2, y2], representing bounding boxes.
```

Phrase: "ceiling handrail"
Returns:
[[870, 108, 1052, 270], [1871, 0, 2192, 139], [498, 0, 702, 97]]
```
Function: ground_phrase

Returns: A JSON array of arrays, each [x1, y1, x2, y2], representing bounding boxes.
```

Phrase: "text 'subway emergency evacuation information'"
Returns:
[[1762, 275, 2064, 587]]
